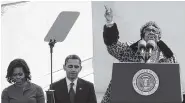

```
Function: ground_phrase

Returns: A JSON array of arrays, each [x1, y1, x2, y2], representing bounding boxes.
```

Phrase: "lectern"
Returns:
[[111, 63, 181, 103]]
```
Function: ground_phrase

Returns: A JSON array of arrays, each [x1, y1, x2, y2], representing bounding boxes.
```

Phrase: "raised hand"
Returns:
[[104, 5, 113, 23]]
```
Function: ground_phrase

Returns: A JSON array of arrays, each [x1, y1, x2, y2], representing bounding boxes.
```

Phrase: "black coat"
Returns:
[[51, 78, 97, 103]]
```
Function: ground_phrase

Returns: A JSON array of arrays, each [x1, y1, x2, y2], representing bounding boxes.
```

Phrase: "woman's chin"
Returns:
[[15, 82, 23, 86]]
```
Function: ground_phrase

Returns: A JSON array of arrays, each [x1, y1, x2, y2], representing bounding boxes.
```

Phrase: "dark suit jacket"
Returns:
[[51, 78, 97, 103]]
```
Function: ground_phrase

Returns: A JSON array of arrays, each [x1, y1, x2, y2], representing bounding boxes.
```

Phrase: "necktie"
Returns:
[[69, 83, 75, 103]]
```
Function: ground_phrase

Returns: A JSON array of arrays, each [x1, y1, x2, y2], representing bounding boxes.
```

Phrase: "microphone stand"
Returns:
[[140, 51, 150, 63], [46, 39, 56, 103], [139, 48, 147, 63], [145, 55, 148, 63]]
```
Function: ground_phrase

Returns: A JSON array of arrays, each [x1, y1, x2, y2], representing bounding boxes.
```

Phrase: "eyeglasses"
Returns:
[[144, 28, 159, 34]]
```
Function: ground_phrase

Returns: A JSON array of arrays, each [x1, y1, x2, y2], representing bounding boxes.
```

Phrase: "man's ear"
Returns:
[[79, 65, 82, 71], [63, 65, 66, 71]]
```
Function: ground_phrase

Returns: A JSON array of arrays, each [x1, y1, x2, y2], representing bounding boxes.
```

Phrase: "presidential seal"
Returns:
[[132, 69, 159, 96]]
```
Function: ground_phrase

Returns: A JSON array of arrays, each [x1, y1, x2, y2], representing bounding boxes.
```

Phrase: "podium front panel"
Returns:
[[111, 63, 181, 103]]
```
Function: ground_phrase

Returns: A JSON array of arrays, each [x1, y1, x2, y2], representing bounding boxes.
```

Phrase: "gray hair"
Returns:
[[140, 21, 162, 39]]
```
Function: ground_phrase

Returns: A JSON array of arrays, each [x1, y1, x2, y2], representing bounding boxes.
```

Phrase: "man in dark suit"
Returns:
[[51, 54, 97, 103]]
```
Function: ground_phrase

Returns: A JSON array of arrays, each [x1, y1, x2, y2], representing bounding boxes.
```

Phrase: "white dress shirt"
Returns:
[[66, 77, 78, 93]]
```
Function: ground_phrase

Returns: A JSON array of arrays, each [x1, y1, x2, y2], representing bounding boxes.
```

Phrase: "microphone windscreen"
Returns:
[[147, 40, 156, 49], [138, 40, 146, 49]]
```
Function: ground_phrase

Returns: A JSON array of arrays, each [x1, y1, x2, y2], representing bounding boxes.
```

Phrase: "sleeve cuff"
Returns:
[[106, 21, 114, 28]]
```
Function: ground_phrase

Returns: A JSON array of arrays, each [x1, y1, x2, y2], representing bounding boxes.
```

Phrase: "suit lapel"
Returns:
[[75, 78, 84, 103], [59, 78, 70, 103]]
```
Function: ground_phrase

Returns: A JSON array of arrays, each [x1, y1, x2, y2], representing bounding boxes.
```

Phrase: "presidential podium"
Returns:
[[111, 63, 182, 103]]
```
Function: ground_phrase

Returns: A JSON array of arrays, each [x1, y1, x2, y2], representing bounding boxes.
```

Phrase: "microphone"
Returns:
[[146, 40, 156, 57], [138, 40, 147, 55], [138, 40, 147, 61]]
